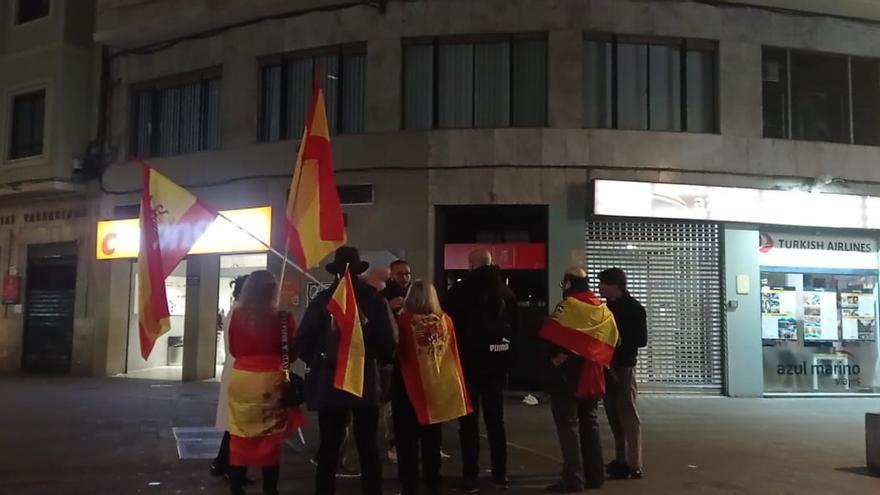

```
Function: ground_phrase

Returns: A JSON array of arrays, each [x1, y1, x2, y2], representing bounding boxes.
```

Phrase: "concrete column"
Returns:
[[547, 174, 589, 308], [548, 30, 582, 129], [365, 36, 401, 133], [183, 254, 220, 381], [719, 40, 762, 138], [96, 259, 132, 376], [723, 228, 764, 397], [222, 55, 258, 147]]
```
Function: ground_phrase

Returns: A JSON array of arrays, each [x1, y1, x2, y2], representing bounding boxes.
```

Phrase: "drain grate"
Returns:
[[172, 427, 223, 460]]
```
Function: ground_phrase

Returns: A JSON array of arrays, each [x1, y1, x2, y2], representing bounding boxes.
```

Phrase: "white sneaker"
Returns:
[[440, 450, 452, 459], [387, 446, 398, 464]]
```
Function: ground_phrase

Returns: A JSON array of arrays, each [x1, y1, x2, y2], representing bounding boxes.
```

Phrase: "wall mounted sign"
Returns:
[[96, 206, 272, 260], [759, 232, 878, 270], [443, 243, 546, 270], [593, 179, 880, 229]]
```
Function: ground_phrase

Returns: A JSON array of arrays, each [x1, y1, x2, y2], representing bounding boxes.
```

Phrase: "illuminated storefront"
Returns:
[[592, 180, 880, 396], [95, 207, 272, 380]]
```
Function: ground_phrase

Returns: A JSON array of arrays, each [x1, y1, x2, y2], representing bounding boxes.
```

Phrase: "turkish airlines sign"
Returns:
[[96, 206, 272, 260]]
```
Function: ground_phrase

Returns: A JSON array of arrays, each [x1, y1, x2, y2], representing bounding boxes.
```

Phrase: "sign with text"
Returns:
[[96, 206, 272, 260], [593, 179, 880, 229], [759, 232, 878, 270]]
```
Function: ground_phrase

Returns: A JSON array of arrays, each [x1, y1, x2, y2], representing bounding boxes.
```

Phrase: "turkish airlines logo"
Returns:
[[759, 232, 774, 253]]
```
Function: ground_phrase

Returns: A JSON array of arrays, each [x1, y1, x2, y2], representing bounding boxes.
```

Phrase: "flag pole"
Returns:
[[215, 211, 321, 284], [275, 234, 292, 307]]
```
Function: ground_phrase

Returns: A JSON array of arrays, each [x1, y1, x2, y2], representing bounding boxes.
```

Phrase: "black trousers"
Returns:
[[316, 406, 383, 495], [392, 376, 442, 495], [458, 372, 507, 482], [215, 431, 231, 470], [229, 466, 278, 495]]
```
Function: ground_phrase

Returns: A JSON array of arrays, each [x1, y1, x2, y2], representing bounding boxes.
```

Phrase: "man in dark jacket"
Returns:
[[382, 259, 412, 315], [446, 248, 517, 492], [598, 268, 647, 480], [296, 247, 397, 495]]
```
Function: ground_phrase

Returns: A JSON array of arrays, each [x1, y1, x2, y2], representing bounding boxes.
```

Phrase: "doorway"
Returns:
[[21, 242, 78, 373]]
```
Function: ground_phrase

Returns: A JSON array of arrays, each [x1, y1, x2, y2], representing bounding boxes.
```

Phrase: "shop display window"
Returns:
[[761, 270, 879, 393]]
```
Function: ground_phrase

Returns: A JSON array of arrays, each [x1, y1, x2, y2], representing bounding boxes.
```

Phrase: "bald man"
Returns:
[[446, 248, 517, 492], [543, 267, 609, 492]]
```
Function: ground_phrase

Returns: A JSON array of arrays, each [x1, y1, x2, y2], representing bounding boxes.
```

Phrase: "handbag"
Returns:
[[279, 311, 305, 408]]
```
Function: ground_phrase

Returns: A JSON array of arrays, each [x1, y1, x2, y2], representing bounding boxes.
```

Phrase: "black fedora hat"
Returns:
[[325, 246, 369, 276]]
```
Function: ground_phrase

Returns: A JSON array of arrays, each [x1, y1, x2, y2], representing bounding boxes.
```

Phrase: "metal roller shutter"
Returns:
[[585, 221, 724, 393]]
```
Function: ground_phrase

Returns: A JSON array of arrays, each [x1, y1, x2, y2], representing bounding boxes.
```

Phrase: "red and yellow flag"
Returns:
[[138, 163, 217, 359], [539, 291, 619, 367], [285, 85, 346, 270], [327, 268, 365, 397], [398, 313, 472, 425]]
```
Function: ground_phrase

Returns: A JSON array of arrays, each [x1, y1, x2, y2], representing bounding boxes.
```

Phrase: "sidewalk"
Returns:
[[1, 376, 878, 494]]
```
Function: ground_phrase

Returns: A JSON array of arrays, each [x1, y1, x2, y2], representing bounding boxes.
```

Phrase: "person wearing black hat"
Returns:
[[296, 246, 397, 495]]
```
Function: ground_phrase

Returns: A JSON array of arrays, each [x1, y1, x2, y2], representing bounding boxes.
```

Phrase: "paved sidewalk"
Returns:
[[1, 376, 878, 494]]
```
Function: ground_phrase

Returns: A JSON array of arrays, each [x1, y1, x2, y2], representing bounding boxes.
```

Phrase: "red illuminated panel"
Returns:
[[444, 243, 546, 270]]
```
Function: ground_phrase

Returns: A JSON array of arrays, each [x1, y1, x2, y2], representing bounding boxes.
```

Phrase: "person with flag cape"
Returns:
[[539, 267, 619, 493], [391, 280, 471, 495], [225, 270, 305, 495], [296, 247, 396, 495]]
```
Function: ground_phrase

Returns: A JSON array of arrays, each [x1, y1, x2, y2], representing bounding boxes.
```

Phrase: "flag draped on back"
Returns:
[[327, 269, 365, 397], [539, 291, 619, 367], [285, 85, 346, 270], [398, 312, 472, 425], [138, 163, 217, 359]]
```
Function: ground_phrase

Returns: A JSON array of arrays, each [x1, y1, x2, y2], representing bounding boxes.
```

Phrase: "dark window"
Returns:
[[9, 89, 45, 160], [403, 34, 547, 129], [790, 52, 849, 143], [851, 57, 880, 146], [762, 47, 788, 139], [259, 45, 365, 141], [337, 184, 374, 205], [583, 35, 716, 133], [762, 46, 880, 145], [130, 70, 221, 158], [17, 0, 50, 24]]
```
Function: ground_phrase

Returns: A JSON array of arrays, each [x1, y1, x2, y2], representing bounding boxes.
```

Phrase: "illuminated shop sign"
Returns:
[[593, 180, 880, 229], [96, 207, 272, 260]]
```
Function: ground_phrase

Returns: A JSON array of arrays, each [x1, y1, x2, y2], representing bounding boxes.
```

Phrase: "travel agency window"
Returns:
[[760, 232, 879, 394]]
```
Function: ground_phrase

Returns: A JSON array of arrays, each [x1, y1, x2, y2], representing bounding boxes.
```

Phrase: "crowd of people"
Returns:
[[210, 245, 647, 495]]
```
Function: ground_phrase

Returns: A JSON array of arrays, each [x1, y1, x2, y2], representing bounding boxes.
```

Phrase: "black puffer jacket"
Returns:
[[445, 265, 518, 377], [296, 277, 396, 410]]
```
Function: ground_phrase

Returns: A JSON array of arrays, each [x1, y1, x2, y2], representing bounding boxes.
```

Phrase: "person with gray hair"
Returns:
[[446, 248, 517, 492]]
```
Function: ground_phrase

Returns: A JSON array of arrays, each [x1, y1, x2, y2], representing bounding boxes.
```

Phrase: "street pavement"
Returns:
[[1, 376, 879, 494]]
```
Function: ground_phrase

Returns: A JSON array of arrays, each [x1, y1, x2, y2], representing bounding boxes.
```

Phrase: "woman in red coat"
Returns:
[[227, 270, 304, 495]]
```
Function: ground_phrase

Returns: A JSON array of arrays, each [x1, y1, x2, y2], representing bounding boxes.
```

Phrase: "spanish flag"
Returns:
[[327, 269, 365, 397], [539, 291, 619, 367], [138, 163, 217, 359], [398, 312, 472, 425], [285, 84, 346, 270]]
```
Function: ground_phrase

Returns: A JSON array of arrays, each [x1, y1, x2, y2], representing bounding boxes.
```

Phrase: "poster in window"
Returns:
[[841, 291, 877, 341], [802, 291, 838, 341], [761, 286, 798, 340]]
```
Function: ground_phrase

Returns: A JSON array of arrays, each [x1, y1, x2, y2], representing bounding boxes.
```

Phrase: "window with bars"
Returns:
[[259, 44, 366, 141], [763, 46, 880, 145], [403, 34, 547, 130], [583, 34, 717, 133], [130, 70, 222, 158], [9, 89, 46, 160]]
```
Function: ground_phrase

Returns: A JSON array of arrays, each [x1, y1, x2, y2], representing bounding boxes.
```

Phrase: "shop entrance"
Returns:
[[125, 261, 187, 380], [216, 253, 269, 371], [585, 220, 724, 393], [435, 205, 549, 391], [21, 242, 78, 373]]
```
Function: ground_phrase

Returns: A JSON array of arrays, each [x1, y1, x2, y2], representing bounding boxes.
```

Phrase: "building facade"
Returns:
[[0, 0, 99, 375], [5, 0, 880, 396]]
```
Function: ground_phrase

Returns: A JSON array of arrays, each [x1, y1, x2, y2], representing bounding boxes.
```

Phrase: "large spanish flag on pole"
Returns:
[[285, 84, 346, 270], [398, 312, 472, 425], [138, 163, 217, 359], [327, 268, 365, 397], [539, 291, 619, 367]]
